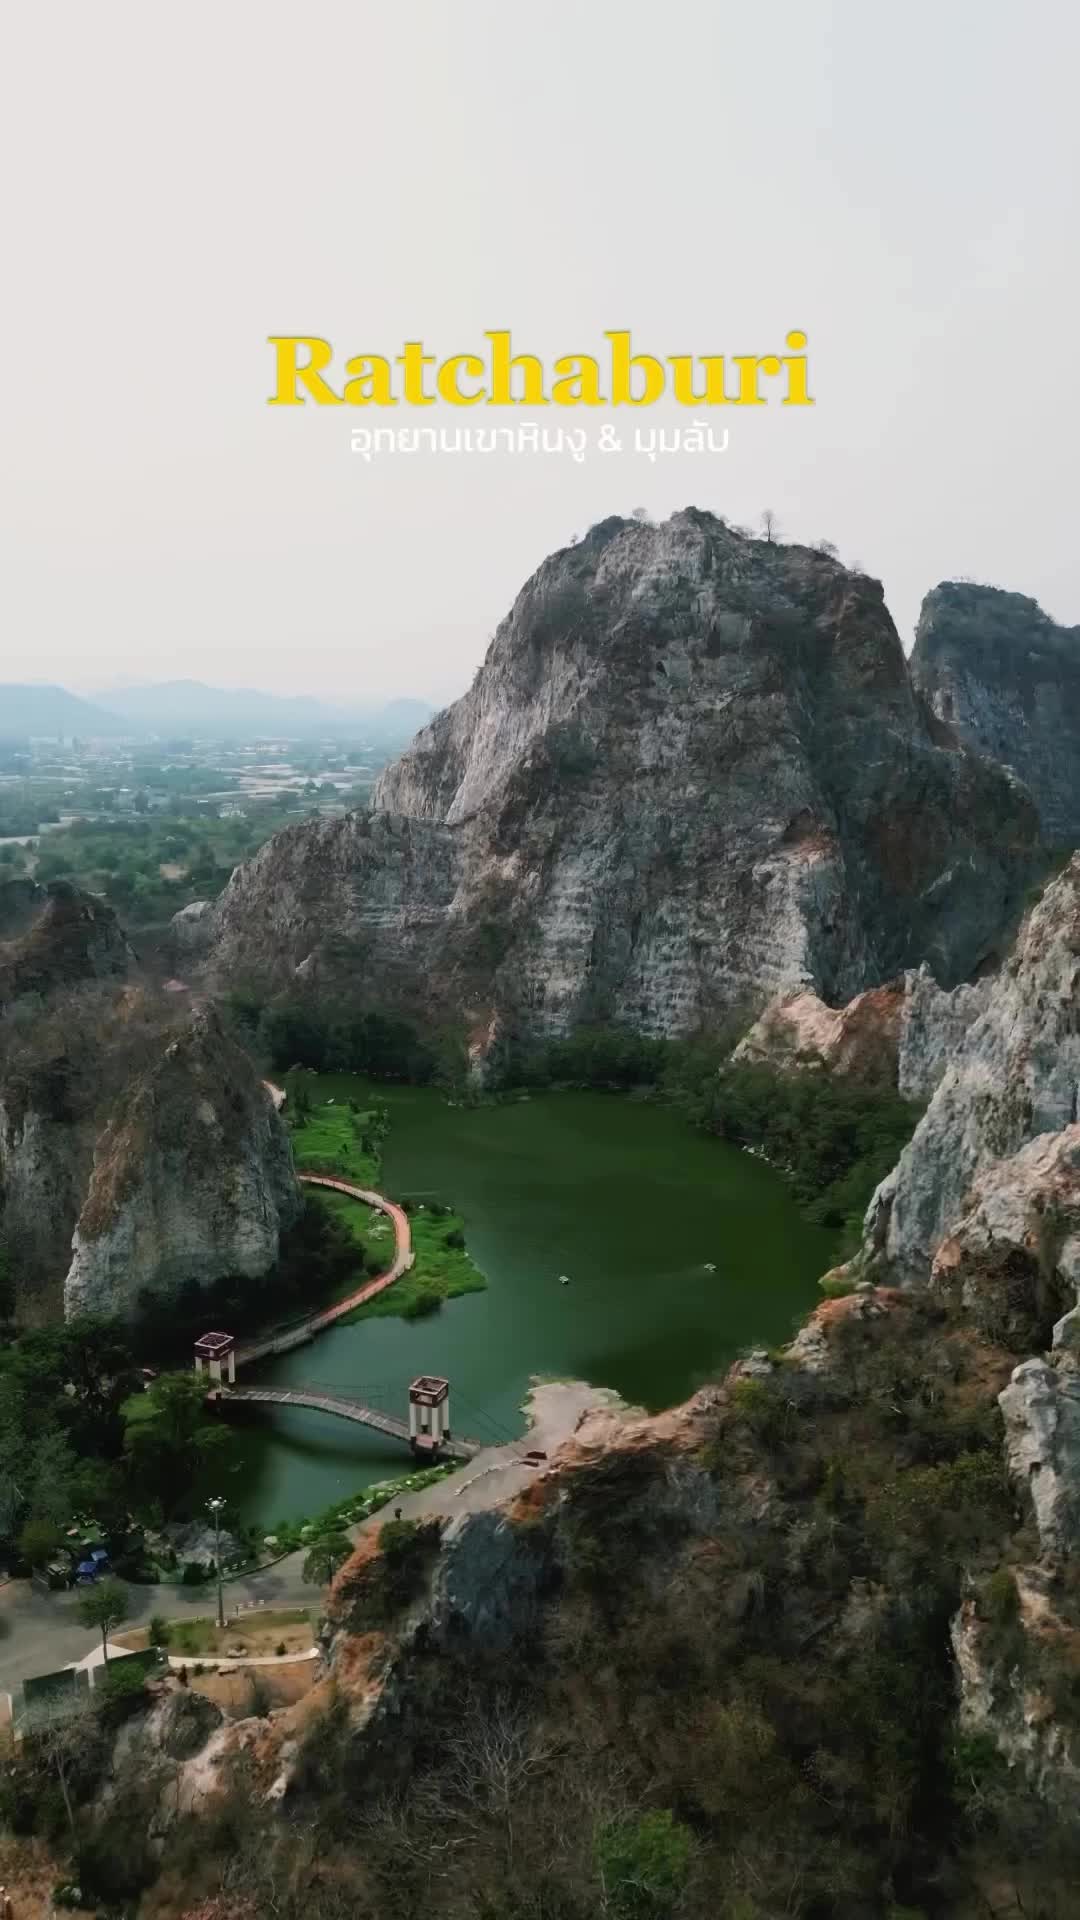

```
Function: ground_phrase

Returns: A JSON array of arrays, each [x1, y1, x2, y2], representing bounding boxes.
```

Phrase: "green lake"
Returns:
[[227, 1083, 835, 1523]]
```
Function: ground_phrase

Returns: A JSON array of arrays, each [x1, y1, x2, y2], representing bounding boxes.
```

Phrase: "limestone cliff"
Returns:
[[198, 513, 1038, 1042], [0, 875, 301, 1323], [64, 1002, 301, 1319], [733, 966, 991, 1100], [912, 580, 1080, 846], [857, 854, 1080, 1291], [732, 981, 904, 1088]]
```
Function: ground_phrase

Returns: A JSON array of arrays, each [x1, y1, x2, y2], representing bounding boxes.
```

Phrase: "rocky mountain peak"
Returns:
[[374, 509, 915, 829], [0, 878, 133, 1008], [199, 512, 1039, 1046], [912, 580, 1080, 843]]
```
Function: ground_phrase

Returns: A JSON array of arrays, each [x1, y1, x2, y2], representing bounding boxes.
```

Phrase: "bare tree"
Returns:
[[437, 1691, 559, 1873], [28, 1691, 101, 1846], [760, 508, 779, 544]]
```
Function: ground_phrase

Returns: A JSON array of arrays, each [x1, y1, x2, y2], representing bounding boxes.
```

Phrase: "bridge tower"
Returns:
[[194, 1331, 236, 1386], [409, 1375, 451, 1454]]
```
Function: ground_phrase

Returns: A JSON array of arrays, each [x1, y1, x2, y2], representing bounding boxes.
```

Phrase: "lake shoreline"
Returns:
[[225, 1078, 834, 1523]]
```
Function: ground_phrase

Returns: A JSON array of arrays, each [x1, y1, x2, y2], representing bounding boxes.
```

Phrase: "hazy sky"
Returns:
[[2, 1, 1078, 704]]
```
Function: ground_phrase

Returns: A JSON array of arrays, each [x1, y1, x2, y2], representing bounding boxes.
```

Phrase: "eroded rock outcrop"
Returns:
[[64, 1003, 301, 1319], [1, 899, 302, 1323], [0, 878, 132, 1007], [856, 855, 1080, 1289], [199, 513, 1038, 1043], [951, 1568, 1080, 1815], [731, 964, 990, 1101], [913, 580, 1080, 845], [733, 982, 906, 1087], [999, 1359, 1080, 1553], [896, 963, 992, 1103]]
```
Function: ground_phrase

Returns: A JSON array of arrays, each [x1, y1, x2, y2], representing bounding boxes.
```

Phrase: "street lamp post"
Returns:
[[207, 1496, 226, 1629]]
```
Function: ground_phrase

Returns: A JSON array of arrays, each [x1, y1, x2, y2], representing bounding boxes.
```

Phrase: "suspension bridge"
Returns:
[[213, 1381, 477, 1461]]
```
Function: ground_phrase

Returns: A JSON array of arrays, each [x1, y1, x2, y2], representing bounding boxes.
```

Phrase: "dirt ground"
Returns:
[[0, 1832, 64, 1916], [188, 1656, 319, 1717]]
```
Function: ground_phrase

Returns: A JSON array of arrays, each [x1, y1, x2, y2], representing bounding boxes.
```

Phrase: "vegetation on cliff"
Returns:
[[30, 1284, 1080, 1919]]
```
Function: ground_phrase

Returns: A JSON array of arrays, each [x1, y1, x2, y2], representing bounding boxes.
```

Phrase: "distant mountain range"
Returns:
[[0, 684, 131, 741], [0, 680, 434, 744]]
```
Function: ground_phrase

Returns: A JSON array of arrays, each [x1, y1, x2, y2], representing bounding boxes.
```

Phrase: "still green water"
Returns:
[[227, 1083, 835, 1523]]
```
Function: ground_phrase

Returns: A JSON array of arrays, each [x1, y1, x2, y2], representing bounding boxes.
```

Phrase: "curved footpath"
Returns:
[[235, 1172, 414, 1366]]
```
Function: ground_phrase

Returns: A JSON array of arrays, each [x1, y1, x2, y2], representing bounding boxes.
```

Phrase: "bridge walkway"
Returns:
[[217, 1383, 476, 1461]]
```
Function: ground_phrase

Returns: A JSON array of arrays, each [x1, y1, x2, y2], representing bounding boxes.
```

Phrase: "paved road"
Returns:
[[0, 1553, 325, 1703], [0, 1446, 525, 1700], [0, 1405, 580, 1704]]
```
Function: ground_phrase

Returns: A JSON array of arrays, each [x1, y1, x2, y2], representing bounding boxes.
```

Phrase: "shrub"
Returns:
[[402, 1277, 447, 1319], [246, 1672, 273, 1717], [729, 1375, 790, 1448], [595, 1809, 694, 1918], [339, 1518, 441, 1630], [983, 1565, 1020, 1626], [96, 1658, 147, 1724]]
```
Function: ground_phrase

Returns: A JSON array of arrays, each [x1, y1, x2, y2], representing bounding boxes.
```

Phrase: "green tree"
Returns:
[[595, 1810, 693, 1919], [18, 1516, 64, 1570], [76, 1576, 129, 1667], [302, 1528, 353, 1586], [96, 1657, 148, 1723], [121, 1371, 234, 1514]]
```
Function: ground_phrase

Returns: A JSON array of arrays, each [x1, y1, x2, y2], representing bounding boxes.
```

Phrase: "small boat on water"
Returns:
[[703, 1262, 716, 1273], [558, 1274, 571, 1285]]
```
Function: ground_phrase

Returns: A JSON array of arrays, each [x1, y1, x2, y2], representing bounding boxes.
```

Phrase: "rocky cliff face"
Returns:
[[823, 853, 1080, 1570], [0, 885, 301, 1323], [64, 1002, 301, 1320], [733, 965, 992, 1101], [0, 878, 132, 1007], [856, 855, 1080, 1292], [198, 513, 1039, 1044], [280, 1286, 1059, 1916], [0, 1091, 90, 1322], [912, 580, 1080, 845]]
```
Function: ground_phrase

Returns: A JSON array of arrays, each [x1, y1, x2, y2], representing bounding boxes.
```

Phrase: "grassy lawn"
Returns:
[[288, 1095, 382, 1188], [287, 1085, 486, 1322], [116, 1608, 314, 1660], [337, 1194, 485, 1322]]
